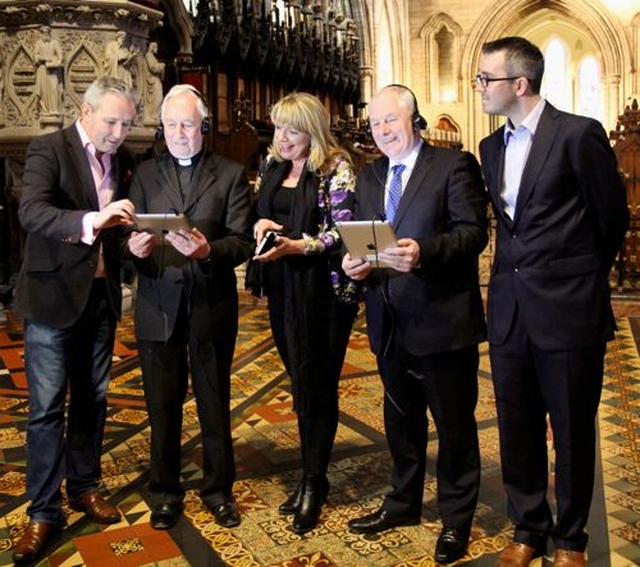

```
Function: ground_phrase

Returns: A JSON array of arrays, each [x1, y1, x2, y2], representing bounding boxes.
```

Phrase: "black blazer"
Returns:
[[356, 142, 488, 356], [479, 102, 628, 349], [14, 124, 134, 328], [129, 151, 253, 343]]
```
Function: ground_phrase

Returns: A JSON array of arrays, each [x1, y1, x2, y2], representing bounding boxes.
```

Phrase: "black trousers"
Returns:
[[266, 264, 356, 481], [377, 343, 480, 534], [490, 307, 605, 552], [139, 302, 236, 509]]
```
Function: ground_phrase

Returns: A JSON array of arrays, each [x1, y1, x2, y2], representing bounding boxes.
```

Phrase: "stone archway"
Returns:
[[462, 0, 632, 151]]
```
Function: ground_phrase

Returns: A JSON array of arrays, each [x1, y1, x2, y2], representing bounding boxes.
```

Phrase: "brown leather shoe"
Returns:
[[554, 549, 586, 566], [497, 542, 543, 566], [69, 491, 121, 524], [12, 520, 62, 565]]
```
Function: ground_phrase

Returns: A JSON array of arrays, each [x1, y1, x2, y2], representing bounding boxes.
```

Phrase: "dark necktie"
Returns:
[[385, 164, 405, 223]]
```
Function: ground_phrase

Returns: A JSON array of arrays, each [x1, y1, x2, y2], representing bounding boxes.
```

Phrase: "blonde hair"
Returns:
[[268, 92, 351, 175]]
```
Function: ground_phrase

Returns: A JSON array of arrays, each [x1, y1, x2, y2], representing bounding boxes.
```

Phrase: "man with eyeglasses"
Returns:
[[476, 36, 628, 567]]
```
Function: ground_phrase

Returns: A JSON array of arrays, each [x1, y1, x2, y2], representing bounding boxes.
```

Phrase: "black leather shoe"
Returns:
[[279, 480, 304, 515], [150, 502, 183, 530], [435, 527, 468, 563], [348, 508, 420, 534], [211, 498, 241, 528], [292, 480, 327, 534]]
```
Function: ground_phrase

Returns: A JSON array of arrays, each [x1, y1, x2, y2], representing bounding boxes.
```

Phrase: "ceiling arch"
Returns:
[[463, 0, 630, 82], [462, 0, 633, 143]]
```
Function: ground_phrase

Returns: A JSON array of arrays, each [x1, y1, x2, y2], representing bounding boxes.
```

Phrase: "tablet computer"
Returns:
[[134, 213, 191, 239], [336, 220, 397, 262]]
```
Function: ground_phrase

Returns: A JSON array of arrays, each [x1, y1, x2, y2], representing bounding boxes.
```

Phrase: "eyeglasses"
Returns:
[[474, 74, 520, 89]]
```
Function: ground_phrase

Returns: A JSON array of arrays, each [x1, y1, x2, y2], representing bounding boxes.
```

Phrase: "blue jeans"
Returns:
[[24, 282, 116, 523]]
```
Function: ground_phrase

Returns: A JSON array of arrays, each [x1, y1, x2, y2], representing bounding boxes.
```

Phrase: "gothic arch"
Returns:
[[419, 13, 464, 104], [462, 0, 632, 149], [435, 114, 461, 133]]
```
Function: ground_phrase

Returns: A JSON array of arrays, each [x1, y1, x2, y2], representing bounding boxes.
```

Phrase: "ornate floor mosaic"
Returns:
[[0, 293, 637, 566]]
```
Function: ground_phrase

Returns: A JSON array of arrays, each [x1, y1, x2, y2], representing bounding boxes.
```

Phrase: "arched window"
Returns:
[[578, 56, 602, 121], [541, 38, 571, 111], [434, 25, 455, 102]]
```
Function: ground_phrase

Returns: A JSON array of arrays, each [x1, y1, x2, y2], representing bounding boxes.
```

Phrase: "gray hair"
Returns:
[[83, 76, 140, 112], [161, 84, 209, 121]]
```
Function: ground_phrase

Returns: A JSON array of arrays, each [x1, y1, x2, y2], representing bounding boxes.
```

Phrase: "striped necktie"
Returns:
[[385, 164, 405, 223]]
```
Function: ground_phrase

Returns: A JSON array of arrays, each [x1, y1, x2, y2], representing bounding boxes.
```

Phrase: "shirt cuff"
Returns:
[[81, 212, 99, 244]]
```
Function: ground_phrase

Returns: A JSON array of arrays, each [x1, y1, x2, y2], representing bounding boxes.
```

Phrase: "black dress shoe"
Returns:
[[211, 499, 241, 528], [348, 508, 420, 534], [150, 502, 183, 530], [435, 527, 468, 563]]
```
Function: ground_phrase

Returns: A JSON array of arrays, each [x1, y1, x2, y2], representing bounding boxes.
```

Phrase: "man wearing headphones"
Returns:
[[127, 85, 253, 530], [342, 84, 487, 563]]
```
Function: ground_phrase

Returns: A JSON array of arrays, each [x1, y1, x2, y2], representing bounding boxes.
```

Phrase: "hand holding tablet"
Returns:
[[134, 213, 192, 241]]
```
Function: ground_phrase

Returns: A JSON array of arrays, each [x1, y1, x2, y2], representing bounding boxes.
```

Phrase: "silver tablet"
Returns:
[[336, 220, 397, 262], [134, 213, 191, 239]]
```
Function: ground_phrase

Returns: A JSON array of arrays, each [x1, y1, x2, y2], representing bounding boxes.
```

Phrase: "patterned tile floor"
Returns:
[[0, 292, 638, 566]]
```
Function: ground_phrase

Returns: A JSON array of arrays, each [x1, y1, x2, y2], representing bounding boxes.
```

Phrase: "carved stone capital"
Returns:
[[0, 1, 162, 30]]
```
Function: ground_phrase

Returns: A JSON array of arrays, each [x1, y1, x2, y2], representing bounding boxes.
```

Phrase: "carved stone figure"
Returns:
[[104, 31, 135, 87], [143, 41, 165, 124], [34, 26, 64, 117]]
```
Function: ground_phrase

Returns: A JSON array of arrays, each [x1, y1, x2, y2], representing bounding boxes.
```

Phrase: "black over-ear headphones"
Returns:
[[385, 83, 427, 130], [155, 84, 211, 140]]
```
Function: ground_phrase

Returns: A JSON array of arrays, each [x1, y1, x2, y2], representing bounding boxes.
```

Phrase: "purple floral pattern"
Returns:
[[303, 157, 356, 252], [255, 155, 359, 304]]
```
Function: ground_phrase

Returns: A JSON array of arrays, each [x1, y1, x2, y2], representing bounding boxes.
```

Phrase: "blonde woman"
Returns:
[[251, 92, 358, 534]]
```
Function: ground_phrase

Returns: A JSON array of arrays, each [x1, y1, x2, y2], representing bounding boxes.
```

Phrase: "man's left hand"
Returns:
[[165, 227, 211, 260], [377, 238, 420, 272]]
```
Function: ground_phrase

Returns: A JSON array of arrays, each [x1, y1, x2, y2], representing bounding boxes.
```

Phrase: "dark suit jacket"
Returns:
[[14, 124, 134, 329], [479, 102, 628, 349], [129, 151, 253, 343], [356, 142, 488, 356]]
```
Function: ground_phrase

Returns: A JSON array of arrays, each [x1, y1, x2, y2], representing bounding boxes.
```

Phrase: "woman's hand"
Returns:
[[254, 219, 284, 244], [254, 234, 305, 261]]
